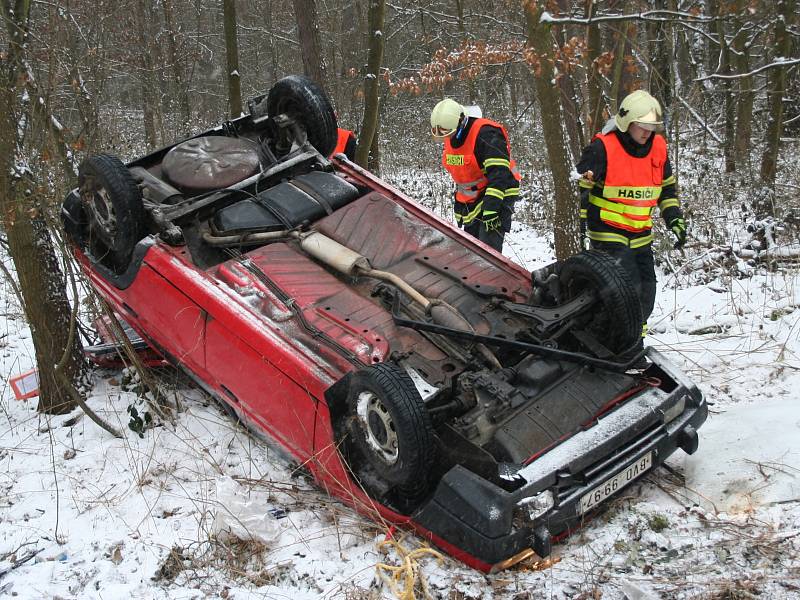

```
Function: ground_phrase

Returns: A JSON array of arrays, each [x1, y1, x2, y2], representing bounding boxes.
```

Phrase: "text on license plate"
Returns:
[[578, 452, 652, 515]]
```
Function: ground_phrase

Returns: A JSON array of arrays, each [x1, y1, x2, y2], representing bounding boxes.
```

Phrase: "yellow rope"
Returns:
[[375, 536, 444, 600]]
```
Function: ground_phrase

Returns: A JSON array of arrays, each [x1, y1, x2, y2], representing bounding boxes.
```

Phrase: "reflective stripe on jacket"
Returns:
[[589, 132, 666, 234], [442, 118, 521, 208]]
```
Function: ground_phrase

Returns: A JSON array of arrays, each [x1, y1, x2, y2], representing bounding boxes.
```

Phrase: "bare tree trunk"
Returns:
[[369, 118, 381, 174], [355, 0, 384, 169], [732, 0, 754, 171], [608, 0, 637, 109], [509, 65, 518, 119], [223, 0, 243, 117], [711, 0, 736, 172], [648, 0, 673, 115], [525, 3, 579, 260], [609, 29, 626, 110], [162, 0, 192, 130], [454, 0, 475, 103], [293, 0, 327, 87], [337, 0, 363, 116], [584, 0, 604, 136], [554, 0, 584, 159], [0, 0, 84, 415], [759, 0, 792, 190], [52, 1, 104, 156], [264, 0, 280, 84], [134, 0, 163, 148]]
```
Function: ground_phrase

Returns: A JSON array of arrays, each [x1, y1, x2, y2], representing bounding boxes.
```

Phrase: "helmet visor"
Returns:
[[431, 124, 456, 138], [634, 121, 659, 132]]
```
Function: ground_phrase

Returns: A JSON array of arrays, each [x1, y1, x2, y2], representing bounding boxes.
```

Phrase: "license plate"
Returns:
[[579, 452, 652, 515]]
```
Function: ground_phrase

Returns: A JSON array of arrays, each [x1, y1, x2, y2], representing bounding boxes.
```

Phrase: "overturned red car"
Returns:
[[62, 75, 707, 572]]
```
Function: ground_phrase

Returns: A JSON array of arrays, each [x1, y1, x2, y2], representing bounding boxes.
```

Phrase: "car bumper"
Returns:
[[412, 348, 707, 571]]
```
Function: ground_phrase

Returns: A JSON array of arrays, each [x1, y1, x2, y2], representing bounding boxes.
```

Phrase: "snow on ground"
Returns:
[[2, 225, 800, 599]]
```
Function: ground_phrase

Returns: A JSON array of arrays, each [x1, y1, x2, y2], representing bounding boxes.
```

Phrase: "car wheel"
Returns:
[[346, 363, 435, 489], [266, 75, 337, 157], [559, 250, 642, 355], [78, 154, 144, 273]]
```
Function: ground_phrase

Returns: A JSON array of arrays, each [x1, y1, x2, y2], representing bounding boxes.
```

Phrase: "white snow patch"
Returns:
[[672, 397, 800, 514]]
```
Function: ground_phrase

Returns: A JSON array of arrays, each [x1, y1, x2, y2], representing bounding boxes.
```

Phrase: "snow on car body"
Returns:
[[62, 75, 707, 572]]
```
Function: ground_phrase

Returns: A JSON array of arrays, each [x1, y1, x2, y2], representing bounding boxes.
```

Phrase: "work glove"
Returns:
[[670, 217, 686, 249], [482, 193, 504, 233], [483, 212, 502, 233]]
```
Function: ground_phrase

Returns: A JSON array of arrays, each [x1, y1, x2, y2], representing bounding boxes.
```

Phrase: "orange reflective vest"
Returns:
[[442, 118, 520, 205], [590, 132, 667, 233], [332, 128, 355, 156]]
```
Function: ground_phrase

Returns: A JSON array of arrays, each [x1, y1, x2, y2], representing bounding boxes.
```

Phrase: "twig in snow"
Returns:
[[0, 548, 43, 580]]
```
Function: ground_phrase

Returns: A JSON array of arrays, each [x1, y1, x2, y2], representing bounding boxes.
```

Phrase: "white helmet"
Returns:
[[430, 99, 464, 138], [615, 90, 663, 132]]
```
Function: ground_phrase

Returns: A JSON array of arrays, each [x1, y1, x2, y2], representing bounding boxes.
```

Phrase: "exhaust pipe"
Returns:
[[204, 228, 501, 368], [296, 231, 501, 369]]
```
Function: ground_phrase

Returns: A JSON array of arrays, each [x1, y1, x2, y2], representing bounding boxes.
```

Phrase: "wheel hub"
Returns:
[[81, 180, 117, 245], [356, 390, 399, 465]]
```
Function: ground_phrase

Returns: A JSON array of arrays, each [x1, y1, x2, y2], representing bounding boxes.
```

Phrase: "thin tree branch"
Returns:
[[675, 94, 723, 144], [540, 10, 716, 25], [0, 255, 25, 311], [697, 57, 800, 81]]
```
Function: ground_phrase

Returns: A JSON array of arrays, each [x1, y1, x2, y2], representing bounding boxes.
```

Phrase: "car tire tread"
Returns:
[[347, 362, 435, 489], [78, 154, 144, 273], [560, 249, 642, 355]]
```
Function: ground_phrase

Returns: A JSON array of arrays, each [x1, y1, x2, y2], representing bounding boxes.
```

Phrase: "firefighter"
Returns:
[[331, 127, 357, 161], [430, 99, 521, 252], [576, 89, 686, 356]]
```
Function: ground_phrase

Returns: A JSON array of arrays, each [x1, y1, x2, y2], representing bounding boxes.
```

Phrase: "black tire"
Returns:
[[559, 250, 642, 355], [78, 154, 144, 273], [345, 363, 435, 488], [266, 75, 337, 156]]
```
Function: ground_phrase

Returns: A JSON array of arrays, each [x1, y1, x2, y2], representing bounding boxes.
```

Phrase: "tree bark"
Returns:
[[292, 0, 327, 88], [554, 0, 584, 159], [162, 0, 192, 130], [454, 0, 475, 103], [355, 0, 385, 170], [759, 0, 792, 190], [133, 0, 164, 148], [731, 0, 754, 171], [0, 0, 84, 415], [609, 29, 626, 110], [648, 0, 673, 116], [711, 0, 736, 172], [223, 0, 243, 117], [263, 0, 280, 85], [525, 2, 579, 260], [584, 0, 604, 136]]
